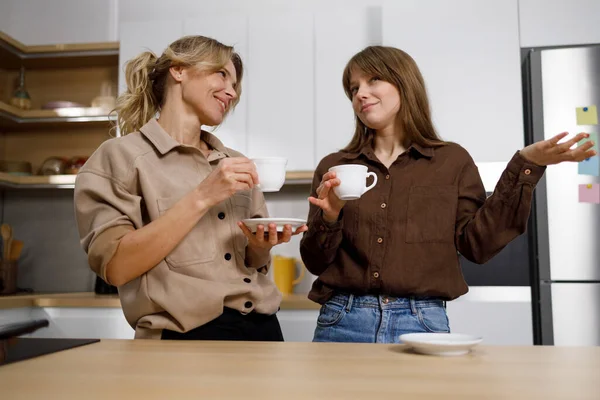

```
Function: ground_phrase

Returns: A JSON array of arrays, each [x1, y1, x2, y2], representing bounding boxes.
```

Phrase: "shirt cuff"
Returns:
[[310, 209, 344, 250], [508, 151, 547, 185], [313, 209, 344, 232], [88, 224, 134, 284]]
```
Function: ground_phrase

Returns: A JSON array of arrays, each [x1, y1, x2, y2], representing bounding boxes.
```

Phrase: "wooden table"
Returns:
[[0, 340, 598, 399]]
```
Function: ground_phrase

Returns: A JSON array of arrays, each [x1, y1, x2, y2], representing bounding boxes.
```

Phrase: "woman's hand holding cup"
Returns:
[[308, 171, 346, 223]]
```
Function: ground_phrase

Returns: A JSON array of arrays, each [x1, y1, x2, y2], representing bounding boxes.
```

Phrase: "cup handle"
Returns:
[[363, 172, 378, 194], [292, 261, 306, 286]]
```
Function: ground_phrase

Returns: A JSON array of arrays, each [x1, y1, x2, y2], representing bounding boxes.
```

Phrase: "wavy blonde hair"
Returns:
[[114, 35, 243, 135], [342, 46, 445, 152]]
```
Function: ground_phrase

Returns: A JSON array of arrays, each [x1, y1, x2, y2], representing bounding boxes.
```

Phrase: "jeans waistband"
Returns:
[[327, 293, 445, 310]]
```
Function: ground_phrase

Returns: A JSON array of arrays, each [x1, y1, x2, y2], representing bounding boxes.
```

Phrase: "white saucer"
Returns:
[[399, 333, 483, 356], [241, 218, 307, 233]]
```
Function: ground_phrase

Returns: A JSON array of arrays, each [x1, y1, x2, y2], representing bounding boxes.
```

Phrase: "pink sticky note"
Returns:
[[579, 184, 600, 204]]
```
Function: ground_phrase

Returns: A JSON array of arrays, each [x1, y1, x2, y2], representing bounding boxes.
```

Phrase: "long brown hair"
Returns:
[[114, 35, 243, 135], [341, 46, 445, 152]]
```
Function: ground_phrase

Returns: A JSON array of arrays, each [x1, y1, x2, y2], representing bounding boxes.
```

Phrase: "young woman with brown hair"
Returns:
[[301, 46, 595, 343]]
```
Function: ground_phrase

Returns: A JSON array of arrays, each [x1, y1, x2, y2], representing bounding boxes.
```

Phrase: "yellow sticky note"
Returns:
[[576, 105, 598, 125]]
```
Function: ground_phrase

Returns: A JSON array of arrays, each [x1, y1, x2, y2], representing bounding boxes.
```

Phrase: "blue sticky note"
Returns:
[[578, 132, 599, 176]]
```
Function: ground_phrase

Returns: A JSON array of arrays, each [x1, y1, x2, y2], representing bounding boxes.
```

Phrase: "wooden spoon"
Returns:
[[10, 240, 23, 261], [1, 223, 13, 260]]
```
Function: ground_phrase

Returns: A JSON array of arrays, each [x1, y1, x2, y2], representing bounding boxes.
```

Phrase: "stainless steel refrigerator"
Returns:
[[524, 44, 600, 346]]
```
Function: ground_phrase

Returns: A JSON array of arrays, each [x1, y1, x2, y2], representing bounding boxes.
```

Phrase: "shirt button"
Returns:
[[320, 225, 326, 231], [373, 272, 380, 279], [224, 253, 232, 261], [383, 297, 389, 304], [377, 237, 383, 244], [245, 301, 253, 308], [524, 169, 531, 175], [380, 203, 387, 209], [218, 212, 225, 220], [243, 278, 251, 283], [385, 175, 390, 180]]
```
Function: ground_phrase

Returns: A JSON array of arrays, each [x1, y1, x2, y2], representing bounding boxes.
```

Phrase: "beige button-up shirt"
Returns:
[[74, 119, 281, 339]]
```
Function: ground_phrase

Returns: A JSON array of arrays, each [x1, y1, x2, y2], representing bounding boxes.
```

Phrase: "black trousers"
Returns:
[[161, 308, 284, 341]]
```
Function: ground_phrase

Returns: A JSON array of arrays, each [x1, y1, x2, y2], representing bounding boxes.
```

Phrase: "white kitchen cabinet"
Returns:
[[0, 307, 134, 339], [184, 15, 249, 154], [24, 308, 134, 339], [246, 12, 315, 171], [0, 0, 118, 45], [382, 0, 523, 163], [447, 287, 533, 345], [277, 310, 319, 342], [118, 20, 184, 96], [519, 0, 600, 47], [314, 9, 381, 164]]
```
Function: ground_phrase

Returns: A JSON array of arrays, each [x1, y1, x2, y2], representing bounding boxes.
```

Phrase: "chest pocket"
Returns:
[[157, 196, 216, 267], [406, 185, 457, 243]]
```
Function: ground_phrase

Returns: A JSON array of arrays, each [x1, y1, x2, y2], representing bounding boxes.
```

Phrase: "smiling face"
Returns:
[[349, 68, 401, 132], [176, 59, 238, 126]]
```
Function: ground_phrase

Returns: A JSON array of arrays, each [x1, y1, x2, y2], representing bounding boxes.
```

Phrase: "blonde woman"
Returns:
[[75, 36, 306, 340], [300, 46, 595, 343]]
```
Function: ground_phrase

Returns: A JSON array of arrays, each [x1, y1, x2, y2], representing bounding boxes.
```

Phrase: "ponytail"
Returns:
[[114, 51, 160, 135]]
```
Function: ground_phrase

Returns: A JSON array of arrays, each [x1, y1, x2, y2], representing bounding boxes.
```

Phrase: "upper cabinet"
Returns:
[[0, 0, 118, 46], [382, 0, 523, 163], [184, 15, 249, 155], [118, 20, 184, 96], [518, 0, 600, 47], [314, 8, 381, 164], [246, 12, 315, 171]]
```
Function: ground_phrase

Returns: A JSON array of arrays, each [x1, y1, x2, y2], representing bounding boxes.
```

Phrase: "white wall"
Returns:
[[118, 0, 384, 22], [0, 0, 118, 45], [519, 0, 600, 47]]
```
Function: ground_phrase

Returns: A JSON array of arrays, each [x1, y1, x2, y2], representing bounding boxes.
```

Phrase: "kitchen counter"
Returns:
[[0, 292, 320, 310], [0, 339, 598, 399]]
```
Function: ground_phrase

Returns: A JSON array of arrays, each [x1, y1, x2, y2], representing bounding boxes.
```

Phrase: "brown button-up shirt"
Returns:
[[300, 142, 545, 304], [74, 119, 281, 339]]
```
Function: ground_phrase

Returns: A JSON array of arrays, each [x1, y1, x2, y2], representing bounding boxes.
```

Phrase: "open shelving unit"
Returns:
[[0, 32, 118, 132], [0, 32, 314, 190]]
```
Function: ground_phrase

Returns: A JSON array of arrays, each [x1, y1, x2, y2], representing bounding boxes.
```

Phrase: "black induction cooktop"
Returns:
[[1, 337, 99, 366]]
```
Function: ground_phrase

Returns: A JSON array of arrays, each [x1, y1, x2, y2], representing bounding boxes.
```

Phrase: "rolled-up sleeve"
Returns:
[[74, 170, 142, 283]]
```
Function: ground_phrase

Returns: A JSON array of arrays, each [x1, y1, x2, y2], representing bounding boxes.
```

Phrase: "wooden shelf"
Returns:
[[0, 101, 116, 131], [0, 172, 77, 189], [0, 31, 119, 69], [0, 171, 314, 189]]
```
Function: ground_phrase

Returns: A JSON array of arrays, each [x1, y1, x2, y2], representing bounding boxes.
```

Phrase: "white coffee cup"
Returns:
[[251, 157, 288, 192], [328, 164, 378, 200]]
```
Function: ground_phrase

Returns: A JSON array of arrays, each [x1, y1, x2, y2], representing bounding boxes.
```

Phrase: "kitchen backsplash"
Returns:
[[1, 185, 316, 294]]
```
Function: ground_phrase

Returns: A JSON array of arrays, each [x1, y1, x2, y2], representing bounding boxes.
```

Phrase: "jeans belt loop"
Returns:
[[345, 294, 354, 313], [409, 296, 417, 315]]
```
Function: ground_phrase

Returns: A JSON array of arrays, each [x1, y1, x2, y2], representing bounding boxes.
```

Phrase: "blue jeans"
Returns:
[[313, 293, 450, 343]]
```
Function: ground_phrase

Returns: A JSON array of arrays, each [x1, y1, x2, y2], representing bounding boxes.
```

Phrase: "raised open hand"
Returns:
[[520, 132, 597, 166]]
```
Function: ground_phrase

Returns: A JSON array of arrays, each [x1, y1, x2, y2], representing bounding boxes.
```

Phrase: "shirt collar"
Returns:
[[139, 119, 230, 160], [410, 142, 434, 159], [341, 140, 435, 162]]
